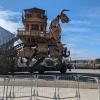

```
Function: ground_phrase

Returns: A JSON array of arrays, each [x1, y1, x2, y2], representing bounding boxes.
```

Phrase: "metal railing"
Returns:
[[0, 74, 99, 100], [17, 29, 50, 39]]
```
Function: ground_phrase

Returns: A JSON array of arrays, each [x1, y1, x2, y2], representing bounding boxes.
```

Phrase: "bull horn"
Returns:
[[61, 9, 70, 13]]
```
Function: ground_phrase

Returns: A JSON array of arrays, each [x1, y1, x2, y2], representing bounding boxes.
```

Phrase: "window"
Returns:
[[32, 13, 37, 17], [31, 24, 39, 30], [40, 25, 44, 31], [25, 13, 31, 18], [32, 13, 41, 18], [26, 24, 29, 30]]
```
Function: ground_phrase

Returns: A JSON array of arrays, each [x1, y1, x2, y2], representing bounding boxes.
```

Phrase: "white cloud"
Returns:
[[79, 7, 100, 18], [0, 8, 99, 60], [61, 32, 100, 60], [70, 49, 98, 60], [70, 20, 91, 25], [62, 27, 90, 33], [0, 9, 19, 19], [0, 8, 23, 33], [59, 7, 100, 60]]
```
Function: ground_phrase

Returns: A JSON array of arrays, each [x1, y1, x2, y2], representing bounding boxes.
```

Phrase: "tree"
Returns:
[[95, 58, 100, 63]]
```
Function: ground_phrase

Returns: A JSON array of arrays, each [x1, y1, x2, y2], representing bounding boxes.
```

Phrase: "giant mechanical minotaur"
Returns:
[[16, 7, 71, 73], [0, 7, 71, 74]]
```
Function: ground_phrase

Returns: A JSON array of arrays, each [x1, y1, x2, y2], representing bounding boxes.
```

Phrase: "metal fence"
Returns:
[[0, 74, 99, 100], [77, 75, 100, 100]]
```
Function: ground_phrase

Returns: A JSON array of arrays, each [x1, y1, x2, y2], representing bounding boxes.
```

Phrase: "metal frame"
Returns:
[[0, 74, 99, 100]]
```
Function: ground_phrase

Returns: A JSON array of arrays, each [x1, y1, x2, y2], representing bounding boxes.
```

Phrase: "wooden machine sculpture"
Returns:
[[0, 7, 71, 74]]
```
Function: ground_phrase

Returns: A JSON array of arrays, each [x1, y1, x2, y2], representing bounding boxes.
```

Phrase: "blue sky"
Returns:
[[0, 0, 100, 60]]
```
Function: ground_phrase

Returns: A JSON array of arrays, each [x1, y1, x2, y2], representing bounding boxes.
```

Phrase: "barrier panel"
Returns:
[[77, 75, 100, 100], [0, 75, 36, 100], [36, 75, 56, 100], [11, 75, 36, 100], [0, 74, 99, 100], [57, 75, 78, 100], [0, 75, 10, 100]]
